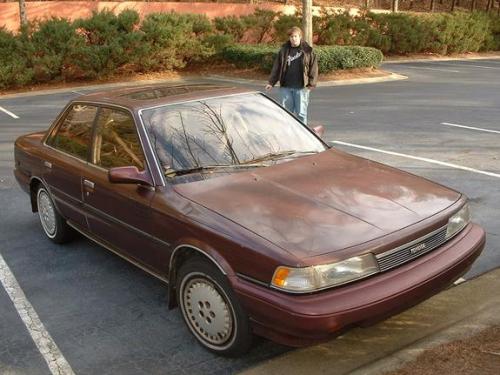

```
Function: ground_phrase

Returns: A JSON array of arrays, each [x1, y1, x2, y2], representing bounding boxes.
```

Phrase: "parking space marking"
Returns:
[[0, 106, 19, 119], [441, 122, 500, 134], [332, 140, 500, 179], [0, 254, 75, 375], [401, 66, 460, 73], [426, 62, 500, 70]]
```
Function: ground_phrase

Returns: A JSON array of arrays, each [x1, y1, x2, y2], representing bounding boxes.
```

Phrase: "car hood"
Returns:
[[174, 149, 460, 260]]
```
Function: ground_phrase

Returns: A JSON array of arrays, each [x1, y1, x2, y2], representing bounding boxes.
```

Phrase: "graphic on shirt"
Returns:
[[287, 51, 303, 66]]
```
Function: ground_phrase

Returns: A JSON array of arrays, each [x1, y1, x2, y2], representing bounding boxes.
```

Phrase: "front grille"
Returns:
[[376, 226, 448, 272]]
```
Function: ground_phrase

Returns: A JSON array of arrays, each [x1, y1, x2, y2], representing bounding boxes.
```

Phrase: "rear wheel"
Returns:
[[36, 185, 73, 244], [176, 258, 253, 357]]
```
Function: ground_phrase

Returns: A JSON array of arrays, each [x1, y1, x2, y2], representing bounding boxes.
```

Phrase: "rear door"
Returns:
[[82, 106, 168, 274], [43, 103, 98, 228]]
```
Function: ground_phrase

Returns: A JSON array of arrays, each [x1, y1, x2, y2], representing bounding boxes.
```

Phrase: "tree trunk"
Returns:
[[392, 0, 399, 12], [302, 0, 313, 47], [471, 0, 476, 10], [18, 0, 27, 28], [430, 0, 436, 11], [364, 0, 370, 9], [451, 0, 457, 11]]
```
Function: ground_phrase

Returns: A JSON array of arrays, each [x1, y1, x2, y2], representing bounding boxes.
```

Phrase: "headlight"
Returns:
[[271, 253, 379, 293], [446, 203, 471, 239]]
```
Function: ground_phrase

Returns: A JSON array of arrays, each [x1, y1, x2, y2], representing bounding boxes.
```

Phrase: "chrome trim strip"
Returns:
[[83, 204, 171, 247], [66, 221, 169, 284], [169, 244, 227, 275], [375, 224, 448, 259], [236, 273, 269, 288]]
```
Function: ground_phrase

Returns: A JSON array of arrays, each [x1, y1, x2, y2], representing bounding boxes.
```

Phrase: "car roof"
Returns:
[[74, 83, 255, 111]]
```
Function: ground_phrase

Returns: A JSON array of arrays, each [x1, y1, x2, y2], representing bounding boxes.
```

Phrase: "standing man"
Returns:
[[265, 26, 318, 125]]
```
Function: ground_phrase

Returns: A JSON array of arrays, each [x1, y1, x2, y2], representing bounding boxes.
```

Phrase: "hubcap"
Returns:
[[38, 190, 56, 237], [182, 277, 233, 346]]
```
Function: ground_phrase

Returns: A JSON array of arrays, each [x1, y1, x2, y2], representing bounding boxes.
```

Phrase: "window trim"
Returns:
[[45, 103, 99, 162], [89, 106, 147, 172], [44, 101, 159, 187]]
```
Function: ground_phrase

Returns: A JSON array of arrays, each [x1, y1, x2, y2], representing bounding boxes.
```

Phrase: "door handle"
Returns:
[[83, 179, 95, 189], [43, 161, 52, 169]]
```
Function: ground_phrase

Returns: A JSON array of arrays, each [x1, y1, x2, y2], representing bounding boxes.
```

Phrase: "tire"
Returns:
[[176, 257, 253, 357], [36, 185, 73, 244]]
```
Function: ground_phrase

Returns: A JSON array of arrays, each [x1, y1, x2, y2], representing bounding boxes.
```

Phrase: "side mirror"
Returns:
[[312, 125, 325, 138], [108, 166, 153, 186]]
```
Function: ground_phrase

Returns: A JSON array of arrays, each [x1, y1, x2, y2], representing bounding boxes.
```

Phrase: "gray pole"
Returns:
[[19, 0, 28, 28], [302, 0, 313, 46]]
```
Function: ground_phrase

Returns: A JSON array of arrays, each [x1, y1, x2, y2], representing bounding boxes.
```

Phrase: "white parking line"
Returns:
[[332, 140, 500, 179], [426, 62, 500, 70], [441, 122, 500, 134], [0, 254, 75, 375], [453, 63, 500, 70], [402, 66, 460, 73], [0, 106, 19, 119]]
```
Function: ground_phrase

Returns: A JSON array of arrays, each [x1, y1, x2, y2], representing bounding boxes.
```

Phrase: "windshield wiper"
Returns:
[[241, 150, 319, 164], [165, 163, 268, 177]]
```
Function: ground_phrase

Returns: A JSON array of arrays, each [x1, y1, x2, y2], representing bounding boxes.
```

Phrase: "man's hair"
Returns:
[[287, 26, 303, 37]]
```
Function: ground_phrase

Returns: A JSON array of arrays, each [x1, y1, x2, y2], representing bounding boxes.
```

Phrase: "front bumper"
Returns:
[[232, 223, 485, 347]]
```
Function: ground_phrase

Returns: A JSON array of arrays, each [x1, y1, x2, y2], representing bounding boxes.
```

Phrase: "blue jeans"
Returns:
[[280, 87, 310, 124]]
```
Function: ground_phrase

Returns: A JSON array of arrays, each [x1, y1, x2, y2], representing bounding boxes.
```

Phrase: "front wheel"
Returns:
[[176, 258, 253, 357], [36, 185, 73, 244]]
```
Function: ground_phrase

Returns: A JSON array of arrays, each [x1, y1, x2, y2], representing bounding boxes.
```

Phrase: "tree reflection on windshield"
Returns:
[[142, 93, 326, 176]]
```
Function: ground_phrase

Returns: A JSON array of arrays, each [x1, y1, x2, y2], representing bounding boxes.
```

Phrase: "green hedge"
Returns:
[[222, 44, 383, 73], [1, 8, 498, 90], [316, 10, 496, 55]]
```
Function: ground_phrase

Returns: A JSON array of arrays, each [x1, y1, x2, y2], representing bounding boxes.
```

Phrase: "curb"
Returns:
[[383, 55, 500, 64], [206, 72, 408, 87]]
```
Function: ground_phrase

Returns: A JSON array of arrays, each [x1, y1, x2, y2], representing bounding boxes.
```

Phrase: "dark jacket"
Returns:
[[268, 40, 318, 88]]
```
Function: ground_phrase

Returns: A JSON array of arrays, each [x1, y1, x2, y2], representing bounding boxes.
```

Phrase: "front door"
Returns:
[[43, 104, 98, 229], [82, 106, 168, 275]]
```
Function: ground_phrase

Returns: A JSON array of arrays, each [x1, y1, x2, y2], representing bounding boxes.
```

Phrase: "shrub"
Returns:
[[482, 14, 500, 51], [214, 16, 246, 42], [73, 9, 144, 78], [0, 28, 33, 88], [203, 34, 234, 54], [222, 44, 383, 73], [16, 18, 86, 82], [222, 44, 277, 70], [241, 8, 278, 43], [140, 12, 214, 71]]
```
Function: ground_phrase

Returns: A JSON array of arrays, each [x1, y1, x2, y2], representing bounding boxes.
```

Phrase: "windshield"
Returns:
[[141, 93, 327, 177]]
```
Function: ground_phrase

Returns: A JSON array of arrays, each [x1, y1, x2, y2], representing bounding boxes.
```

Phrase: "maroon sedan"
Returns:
[[14, 84, 485, 356]]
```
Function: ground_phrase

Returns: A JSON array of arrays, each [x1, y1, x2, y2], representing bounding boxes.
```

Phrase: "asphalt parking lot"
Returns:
[[0, 58, 499, 374]]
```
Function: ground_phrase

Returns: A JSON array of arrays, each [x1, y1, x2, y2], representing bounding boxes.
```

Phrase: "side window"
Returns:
[[92, 108, 146, 170], [49, 104, 97, 160]]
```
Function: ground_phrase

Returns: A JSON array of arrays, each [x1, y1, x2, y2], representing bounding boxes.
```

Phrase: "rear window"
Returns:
[[48, 104, 97, 160]]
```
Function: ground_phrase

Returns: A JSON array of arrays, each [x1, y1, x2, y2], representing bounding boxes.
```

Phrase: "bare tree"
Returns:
[[18, 0, 27, 28], [302, 0, 313, 46]]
